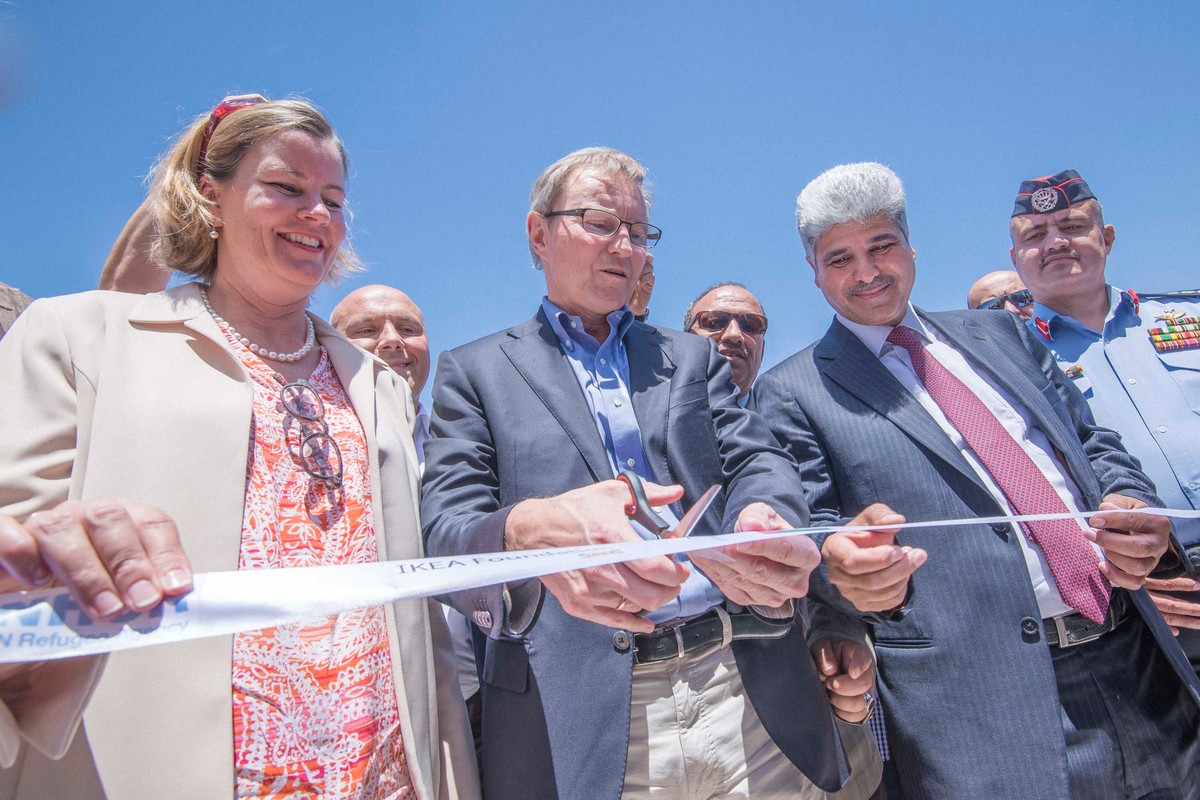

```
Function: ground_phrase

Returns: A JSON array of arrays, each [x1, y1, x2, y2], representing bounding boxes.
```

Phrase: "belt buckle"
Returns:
[[714, 605, 733, 649], [1051, 610, 1112, 648], [1052, 615, 1074, 648]]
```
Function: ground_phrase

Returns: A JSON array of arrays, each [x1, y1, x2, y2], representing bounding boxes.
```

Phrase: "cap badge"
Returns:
[[1030, 188, 1059, 213]]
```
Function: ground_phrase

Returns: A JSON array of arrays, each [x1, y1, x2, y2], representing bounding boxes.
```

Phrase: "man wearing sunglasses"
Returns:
[[422, 147, 883, 800], [967, 271, 1033, 320], [684, 282, 768, 402], [1010, 169, 1200, 668]]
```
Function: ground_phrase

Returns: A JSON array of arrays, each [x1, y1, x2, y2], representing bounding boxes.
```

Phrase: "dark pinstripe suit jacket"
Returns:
[[754, 308, 1199, 799], [422, 310, 852, 800]]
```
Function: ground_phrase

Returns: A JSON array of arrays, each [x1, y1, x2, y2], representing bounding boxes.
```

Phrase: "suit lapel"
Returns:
[[321, 319, 377, 449], [922, 311, 1085, 474], [626, 323, 675, 486], [501, 312, 613, 481], [816, 319, 985, 489]]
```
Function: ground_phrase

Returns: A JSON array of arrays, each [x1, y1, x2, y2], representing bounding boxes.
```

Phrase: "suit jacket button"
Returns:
[[1020, 616, 1041, 641], [472, 610, 493, 629], [991, 523, 1009, 534], [613, 631, 632, 653]]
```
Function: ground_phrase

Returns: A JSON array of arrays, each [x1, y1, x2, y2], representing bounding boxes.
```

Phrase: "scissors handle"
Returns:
[[617, 470, 671, 536]]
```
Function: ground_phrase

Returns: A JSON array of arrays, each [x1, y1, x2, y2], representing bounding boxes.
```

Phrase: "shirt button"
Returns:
[[1127, 378, 1137, 385], [600, 358, 607, 366], [1158, 426, 1167, 433], [570, 321, 577, 329], [1190, 482, 1200, 491], [626, 458, 636, 467], [614, 398, 623, 407]]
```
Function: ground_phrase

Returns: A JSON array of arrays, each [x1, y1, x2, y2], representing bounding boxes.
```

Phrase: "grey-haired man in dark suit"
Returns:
[[754, 162, 1200, 800]]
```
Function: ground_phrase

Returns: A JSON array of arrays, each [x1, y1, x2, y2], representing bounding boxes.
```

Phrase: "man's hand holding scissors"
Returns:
[[504, 478, 691, 633]]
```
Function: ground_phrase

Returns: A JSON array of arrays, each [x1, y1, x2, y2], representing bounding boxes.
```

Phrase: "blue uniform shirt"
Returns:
[[541, 298, 724, 623], [1028, 286, 1200, 544]]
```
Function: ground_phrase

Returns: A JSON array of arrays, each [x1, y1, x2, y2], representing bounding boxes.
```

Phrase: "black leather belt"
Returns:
[[631, 606, 792, 665], [1044, 590, 1131, 648]]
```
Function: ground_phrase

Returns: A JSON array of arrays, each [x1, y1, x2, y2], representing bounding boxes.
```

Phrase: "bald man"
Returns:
[[967, 270, 1034, 320], [332, 285, 432, 460], [684, 282, 767, 401], [332, 284, 483, 737]]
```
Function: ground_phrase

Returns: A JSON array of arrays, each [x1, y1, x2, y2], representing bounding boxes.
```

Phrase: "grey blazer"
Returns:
[[754, 308, 1199, 799], [422, 310, 854, 800]]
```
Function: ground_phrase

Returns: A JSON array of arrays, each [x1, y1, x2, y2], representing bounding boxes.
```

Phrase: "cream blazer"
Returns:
[[0, 284, 480, 800]]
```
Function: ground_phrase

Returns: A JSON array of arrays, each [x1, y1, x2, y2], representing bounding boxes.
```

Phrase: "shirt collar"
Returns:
[[1032, 284, 1128, 340], [836, 304, 929, 358], [541, 297, 633, 353]]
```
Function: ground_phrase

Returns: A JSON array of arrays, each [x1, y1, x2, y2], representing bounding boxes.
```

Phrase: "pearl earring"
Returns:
[[209, 228, 219, 240]]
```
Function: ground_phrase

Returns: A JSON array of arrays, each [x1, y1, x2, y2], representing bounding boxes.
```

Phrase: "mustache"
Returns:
[[848, 276, 894, 296], [1042, 249, 1079, 266]]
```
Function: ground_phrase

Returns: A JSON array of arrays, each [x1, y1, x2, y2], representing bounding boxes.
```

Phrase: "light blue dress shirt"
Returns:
[[1029, 286, 1200, 544], [541, 298, 724, 623]]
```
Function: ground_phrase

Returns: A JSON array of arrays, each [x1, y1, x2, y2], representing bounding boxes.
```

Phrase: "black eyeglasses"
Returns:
[[687, 310, 769, 336], [977, 289, 1034, 311], [544, 208, 662, 249], [277, 378, 344, 487]]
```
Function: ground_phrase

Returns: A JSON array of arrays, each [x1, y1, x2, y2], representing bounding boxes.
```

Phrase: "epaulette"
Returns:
[[1134, 289, 1200, 299]]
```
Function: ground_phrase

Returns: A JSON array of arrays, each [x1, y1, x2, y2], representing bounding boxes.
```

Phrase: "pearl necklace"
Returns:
[[199, 286, 316, 363]]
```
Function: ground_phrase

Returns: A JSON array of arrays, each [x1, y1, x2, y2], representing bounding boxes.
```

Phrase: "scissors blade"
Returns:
[[667, 484, 721, 538]]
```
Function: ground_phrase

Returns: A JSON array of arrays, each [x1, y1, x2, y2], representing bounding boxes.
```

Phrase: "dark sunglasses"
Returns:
[[687, 310, 768, 335], [977, 289, 1034, 311]]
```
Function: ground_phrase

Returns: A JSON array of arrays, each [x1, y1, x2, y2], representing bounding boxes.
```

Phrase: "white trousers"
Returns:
[[621, 642, 881, 800]]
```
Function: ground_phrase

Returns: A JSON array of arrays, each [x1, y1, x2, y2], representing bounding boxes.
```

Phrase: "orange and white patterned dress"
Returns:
[[223, 326, 414, 800]]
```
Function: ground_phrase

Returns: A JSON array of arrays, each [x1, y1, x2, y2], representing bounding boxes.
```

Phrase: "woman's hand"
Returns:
[[0, 499, 193, 619]]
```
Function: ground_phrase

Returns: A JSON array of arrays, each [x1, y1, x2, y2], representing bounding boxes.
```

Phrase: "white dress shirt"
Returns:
[[837, 306, 1104, 618]]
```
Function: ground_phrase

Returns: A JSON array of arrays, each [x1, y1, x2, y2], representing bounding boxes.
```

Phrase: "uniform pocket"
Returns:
[[1156, 347, 1200, 415]]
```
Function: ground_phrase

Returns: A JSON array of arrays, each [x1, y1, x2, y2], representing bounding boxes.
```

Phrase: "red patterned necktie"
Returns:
[[886, 326, 1110, 623]]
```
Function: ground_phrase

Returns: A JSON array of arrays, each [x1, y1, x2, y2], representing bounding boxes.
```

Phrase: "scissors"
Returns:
[[617, 469, 720, 539]]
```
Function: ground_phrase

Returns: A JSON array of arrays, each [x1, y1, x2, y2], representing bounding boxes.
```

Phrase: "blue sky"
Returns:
[[3, 3, 1198, 408]]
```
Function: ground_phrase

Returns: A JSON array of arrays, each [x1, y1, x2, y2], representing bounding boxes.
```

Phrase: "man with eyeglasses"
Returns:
[[684, 282, 768, 402], [422, 147, 882, 800], [967, 271, 1033, 320], [1010, 169, 1200, 667]]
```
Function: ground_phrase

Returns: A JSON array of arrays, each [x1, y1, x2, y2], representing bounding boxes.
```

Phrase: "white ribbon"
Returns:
[[1, 507, 1196, 663]]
